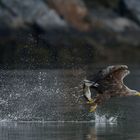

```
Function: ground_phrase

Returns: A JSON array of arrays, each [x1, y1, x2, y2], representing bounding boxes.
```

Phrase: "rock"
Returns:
[[46, 0, 92, 31], [0, 0, 92, 31], [89, 7, 140, 32], [0, 0, 67, 30], [85, 0, 120, 9], [104, 17, 140, 32], [123, 0, 140, 24]]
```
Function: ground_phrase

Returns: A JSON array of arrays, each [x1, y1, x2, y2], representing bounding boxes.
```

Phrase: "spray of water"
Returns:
[[94, 112, 118, 124]]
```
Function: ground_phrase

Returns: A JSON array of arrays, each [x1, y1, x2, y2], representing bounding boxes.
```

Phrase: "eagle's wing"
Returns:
[[89, 65, 130, 94], [111, 66, 130, 82]]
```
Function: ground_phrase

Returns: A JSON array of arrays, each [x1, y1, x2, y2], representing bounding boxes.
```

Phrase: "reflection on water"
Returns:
[[0, 121, 140, 140]]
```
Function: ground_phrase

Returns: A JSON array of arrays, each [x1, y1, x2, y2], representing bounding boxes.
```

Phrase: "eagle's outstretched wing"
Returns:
[[89, 65, 130, 94], [83, 65, 140, 112]]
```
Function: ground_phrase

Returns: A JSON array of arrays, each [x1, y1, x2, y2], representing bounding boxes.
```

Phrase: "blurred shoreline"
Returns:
[[0, 0, 140, 69]]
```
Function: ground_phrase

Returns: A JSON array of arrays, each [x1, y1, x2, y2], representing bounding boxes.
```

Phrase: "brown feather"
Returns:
[[83, 65, 138, 108]]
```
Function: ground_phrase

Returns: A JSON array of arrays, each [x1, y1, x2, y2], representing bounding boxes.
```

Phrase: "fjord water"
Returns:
[[1, 121, 140, 140], [0, 66, 140, 140]]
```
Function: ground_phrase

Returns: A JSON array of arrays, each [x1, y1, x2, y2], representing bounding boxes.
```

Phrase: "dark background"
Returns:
[[0, 0, 140, 69]]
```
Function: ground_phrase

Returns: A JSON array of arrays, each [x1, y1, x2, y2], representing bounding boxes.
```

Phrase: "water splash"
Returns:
[[0, 70, 124, 122], [94, 112, 118, 124]]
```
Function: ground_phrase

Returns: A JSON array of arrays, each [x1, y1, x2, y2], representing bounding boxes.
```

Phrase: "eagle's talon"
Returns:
[[87, 99, 94, 104], [89, 104, 97, 112]]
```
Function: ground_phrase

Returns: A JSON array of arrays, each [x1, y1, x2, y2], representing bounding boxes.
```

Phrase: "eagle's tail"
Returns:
[[83, 79, 96, 104], [83, 79, 99, 88]]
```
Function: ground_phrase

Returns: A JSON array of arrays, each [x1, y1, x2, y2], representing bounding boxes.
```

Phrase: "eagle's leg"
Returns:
[[89, 94, 109, 112], [86, 94, 99, 104], [88, 95, 100, 112], [86, 98, 94, 104], [87, 98, 98, 112], [89, 104, 97, 112]]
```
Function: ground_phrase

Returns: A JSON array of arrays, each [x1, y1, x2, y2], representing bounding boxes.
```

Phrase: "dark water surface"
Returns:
[[0, 121, 140, 140], [0, 65, 140, 139]]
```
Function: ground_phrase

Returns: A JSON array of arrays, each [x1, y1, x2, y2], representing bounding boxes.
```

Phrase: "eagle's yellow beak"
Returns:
[[136, 92, 140, 96]]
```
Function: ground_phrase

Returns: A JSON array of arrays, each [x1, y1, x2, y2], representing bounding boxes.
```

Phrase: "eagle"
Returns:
[[83, 65, 140, 112]]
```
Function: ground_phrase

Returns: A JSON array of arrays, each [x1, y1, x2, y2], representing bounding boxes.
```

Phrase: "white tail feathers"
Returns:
[[83, 79, 99, 87], [83, 80, 94, 87]]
